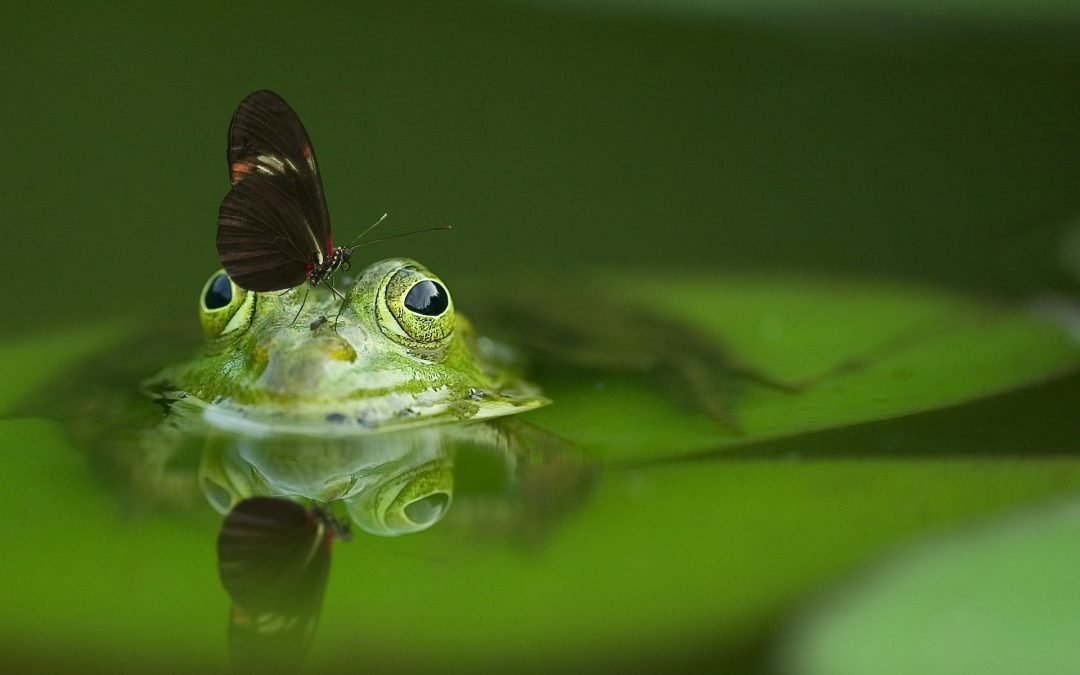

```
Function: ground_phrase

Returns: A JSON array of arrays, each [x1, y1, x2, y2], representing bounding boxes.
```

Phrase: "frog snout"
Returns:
[[258, 336, 357, 396]]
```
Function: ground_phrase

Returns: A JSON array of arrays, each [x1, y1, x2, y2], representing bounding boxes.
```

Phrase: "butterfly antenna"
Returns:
[[352, 225, 452, 249], [341, 212, 389, 250]]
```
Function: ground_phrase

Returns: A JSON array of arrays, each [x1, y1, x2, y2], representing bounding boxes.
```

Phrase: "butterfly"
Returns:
[[216, 496, 351, 672], [216, 90, 364, 297]]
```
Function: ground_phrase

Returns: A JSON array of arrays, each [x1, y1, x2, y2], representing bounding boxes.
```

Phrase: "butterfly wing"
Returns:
[[218, 174, 323, 291], [217, 497, 339, 672], [216, 90, 332, 292]]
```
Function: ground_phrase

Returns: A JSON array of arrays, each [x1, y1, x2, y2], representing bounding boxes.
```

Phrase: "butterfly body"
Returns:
[[307, 245, 352, 288]]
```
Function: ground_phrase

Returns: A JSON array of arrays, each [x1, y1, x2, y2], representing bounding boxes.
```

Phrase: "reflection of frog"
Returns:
[[130, 258, 594, 537], [196, 414, 593, 539]]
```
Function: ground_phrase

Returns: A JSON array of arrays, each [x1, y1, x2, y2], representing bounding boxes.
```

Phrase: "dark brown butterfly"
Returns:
[[216, 91, 354, 295], [216, 497, 351, 673]]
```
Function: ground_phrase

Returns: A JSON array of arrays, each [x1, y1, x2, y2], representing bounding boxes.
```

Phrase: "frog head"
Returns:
[[151, 258, 547, 433]]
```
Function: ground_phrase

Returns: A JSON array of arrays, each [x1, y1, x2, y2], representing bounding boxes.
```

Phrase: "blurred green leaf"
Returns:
[[529, 275, 1080, 461], [780, 496, 1080, 675]]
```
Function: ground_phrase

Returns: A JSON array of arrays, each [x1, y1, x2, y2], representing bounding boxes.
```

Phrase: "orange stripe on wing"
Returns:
[[230, 161, 254, 185]]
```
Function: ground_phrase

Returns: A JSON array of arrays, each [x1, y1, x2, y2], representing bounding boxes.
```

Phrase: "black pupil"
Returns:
[[404, 280, 448, 316], [205, 273, 233, 310]]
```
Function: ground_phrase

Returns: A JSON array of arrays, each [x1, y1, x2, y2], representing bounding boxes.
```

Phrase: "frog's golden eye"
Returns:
[[198, 270, 254, 339], [377, 265, 455, 357]]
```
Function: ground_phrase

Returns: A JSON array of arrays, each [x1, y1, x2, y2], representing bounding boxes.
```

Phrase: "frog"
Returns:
[[121, 257, 597, 539], [146, 257, 548, 434]]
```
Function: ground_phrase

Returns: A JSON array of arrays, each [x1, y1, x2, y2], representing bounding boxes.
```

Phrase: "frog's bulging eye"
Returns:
[[204, 273, 233, 310], [376, 264, 455, 357], [404, 280, 449, 317], [199, 270, 253, 339]]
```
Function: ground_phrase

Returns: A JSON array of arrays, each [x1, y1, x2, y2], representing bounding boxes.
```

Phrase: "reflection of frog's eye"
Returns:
[[198, 270, 254, 339], [345, 458, 454, 536], [377, 265, 455, 357]]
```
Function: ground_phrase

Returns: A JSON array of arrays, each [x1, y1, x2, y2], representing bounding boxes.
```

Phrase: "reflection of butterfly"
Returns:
[[216, 497, 351, 673], [216, 91, 354, 294]]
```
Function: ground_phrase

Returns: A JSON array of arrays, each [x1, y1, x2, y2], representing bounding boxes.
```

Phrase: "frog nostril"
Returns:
[[315, 336, 356, 362]]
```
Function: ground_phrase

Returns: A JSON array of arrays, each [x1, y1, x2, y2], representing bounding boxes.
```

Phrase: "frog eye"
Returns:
[[377, 264, 455, 356], [404, 280, 449, 316], [199, 270, 254, 339]]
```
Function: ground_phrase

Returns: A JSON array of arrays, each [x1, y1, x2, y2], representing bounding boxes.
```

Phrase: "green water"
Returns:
[[4, 2, 1080, 673]]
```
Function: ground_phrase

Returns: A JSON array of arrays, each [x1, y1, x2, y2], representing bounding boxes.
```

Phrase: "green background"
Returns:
[[4, 1, 1080, 673], [4, 0, 1080, 332]]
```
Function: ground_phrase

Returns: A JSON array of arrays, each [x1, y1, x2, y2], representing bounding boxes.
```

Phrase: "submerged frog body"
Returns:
[[146, 258, 548, 435]]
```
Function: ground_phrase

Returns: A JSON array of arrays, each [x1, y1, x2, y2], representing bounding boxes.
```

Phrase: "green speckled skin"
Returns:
[[146, 258, 547, 434]]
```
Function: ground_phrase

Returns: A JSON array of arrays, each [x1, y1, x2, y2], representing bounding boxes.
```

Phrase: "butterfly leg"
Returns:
[[290, 287, 311, 326], [327, 280, 349, 331]]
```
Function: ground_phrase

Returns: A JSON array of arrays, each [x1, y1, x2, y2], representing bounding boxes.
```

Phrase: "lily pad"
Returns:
[[527, 274, 1080, 462], [779, 496, 1080, 675]]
